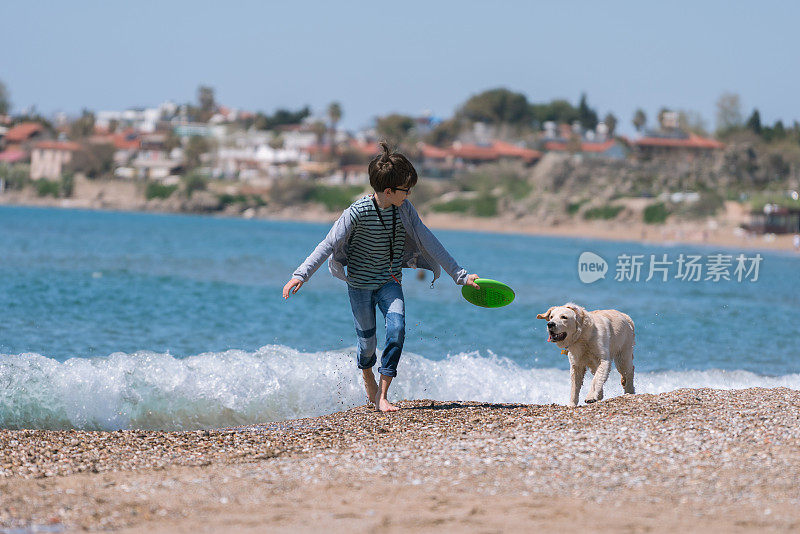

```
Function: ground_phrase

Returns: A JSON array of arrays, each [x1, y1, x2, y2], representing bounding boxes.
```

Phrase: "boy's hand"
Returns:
[[283, 278, 304, 299], [465, 274, 480, 289]]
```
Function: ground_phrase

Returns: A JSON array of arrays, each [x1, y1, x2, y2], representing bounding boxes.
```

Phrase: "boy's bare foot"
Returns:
[[362, 369, 378, 405], [373, 374, 399, 412], [374, 393, 400, 412]]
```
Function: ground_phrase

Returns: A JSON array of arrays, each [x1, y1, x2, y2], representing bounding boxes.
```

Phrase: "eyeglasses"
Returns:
[[393, 187, 411, 194]]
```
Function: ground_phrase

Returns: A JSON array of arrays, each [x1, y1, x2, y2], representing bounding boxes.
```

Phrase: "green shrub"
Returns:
[[643, 202, 670, 224], [494, 172, 529, 199], [146, 182, 178, 200], [182, 173, 208, 197], [749, 193, 800, 211], [218, 193, 249, 206], [472, 195, 499, 217], [0, 164, 30, 190], [308, 185, 364, 211], [217, 193, 267, 207], [681, 192, 725, 218], [60, 172, 74, 197], [269, 177, 314, 205], [432, 198, 471, 214], [35, 179, 60, 197], [583, 205, 623, 220], [567, 199, 587, 215], [431, 194, 498, 217], [454, 167, 529, 198]]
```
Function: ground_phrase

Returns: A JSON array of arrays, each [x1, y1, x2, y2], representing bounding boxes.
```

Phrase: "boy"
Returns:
[[283, 142, 479, 412]]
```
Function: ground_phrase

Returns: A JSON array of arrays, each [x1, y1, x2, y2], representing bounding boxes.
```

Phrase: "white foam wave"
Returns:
[[1, 347, 798, 431]]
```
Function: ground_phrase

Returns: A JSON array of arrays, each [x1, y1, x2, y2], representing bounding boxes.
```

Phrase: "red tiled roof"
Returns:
[[544, 141, 569, 151], [0, 150, 27, 163], [33, 140, 84, 151], [491, 140, 541, 160], [114, 134, 141, 151], [450, 143, 498, 160], [350, 140, 380, 157], [634, 133, 724, 149], [580, 140, 619, 153], [420, 141, 540, 161], [545, 139, 618, 153], [418, 143, 450, 159], [90, 130, 141, 150], [6, 122, 44, 142]]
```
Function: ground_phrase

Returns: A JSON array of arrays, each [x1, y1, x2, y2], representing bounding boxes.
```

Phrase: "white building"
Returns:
[[214, 128, 309, 180], [96, 101, 178, 133], [30, 141, 83, 180]]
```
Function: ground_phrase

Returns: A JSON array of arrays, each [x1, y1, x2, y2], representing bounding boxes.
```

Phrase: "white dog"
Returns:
[[537, 303, 635, 407]]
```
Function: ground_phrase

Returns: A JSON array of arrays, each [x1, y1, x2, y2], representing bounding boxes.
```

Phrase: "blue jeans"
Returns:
[[347, 281, 405, 377]]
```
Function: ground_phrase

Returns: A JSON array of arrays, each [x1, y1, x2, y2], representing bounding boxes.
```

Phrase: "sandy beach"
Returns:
[[421, 212, 799, 253], [223, 201, 800, 253], [2, 388, 799, 532]]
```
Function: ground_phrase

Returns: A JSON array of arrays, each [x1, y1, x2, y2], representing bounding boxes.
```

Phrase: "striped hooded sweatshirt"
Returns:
[[291, 196, 469, 288]]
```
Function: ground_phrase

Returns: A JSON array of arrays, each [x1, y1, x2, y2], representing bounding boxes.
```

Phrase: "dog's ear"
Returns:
[[536, 307, 555, 320], [566, 304, 589, 337]]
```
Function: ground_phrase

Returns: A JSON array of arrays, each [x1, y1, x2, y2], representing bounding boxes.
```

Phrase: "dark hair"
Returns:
[[368, 141, 418, 192]]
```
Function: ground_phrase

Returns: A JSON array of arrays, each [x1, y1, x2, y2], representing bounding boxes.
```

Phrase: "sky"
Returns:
[[2, 0, 799, 135]]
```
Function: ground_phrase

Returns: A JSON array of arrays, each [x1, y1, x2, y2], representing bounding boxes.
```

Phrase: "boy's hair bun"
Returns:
[[379, 140, 391, 161], [377, 140, 392, 169], [368, 140, 418, 192]]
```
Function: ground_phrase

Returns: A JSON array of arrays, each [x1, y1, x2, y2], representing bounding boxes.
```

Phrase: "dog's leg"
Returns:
[[569, 364, 586, 407], [616, 348, 635, 394], [585, 358, 611, 403]]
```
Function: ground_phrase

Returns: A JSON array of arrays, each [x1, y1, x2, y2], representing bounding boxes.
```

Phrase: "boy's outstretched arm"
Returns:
[[282, 208, 354, 300], [282, 278, 304, 299], [406, 203, 480, 287]]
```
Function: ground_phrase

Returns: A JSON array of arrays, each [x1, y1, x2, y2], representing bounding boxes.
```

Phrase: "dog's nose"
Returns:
[[547, 321, 556, 329]]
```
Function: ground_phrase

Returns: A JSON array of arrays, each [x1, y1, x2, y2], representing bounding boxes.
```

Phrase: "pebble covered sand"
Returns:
[[1, 387, 799, 532]]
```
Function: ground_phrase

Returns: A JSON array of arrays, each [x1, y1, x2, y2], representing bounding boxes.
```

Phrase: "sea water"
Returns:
[[1, 205, 798, 430]]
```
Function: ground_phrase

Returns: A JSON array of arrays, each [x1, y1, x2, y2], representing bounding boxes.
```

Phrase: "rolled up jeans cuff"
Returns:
[[357, 353, 377, 369], [378, 366, 397, 378]]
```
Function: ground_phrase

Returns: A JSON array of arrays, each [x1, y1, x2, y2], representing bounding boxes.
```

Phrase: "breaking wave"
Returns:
[[1, 346, 798, 431]]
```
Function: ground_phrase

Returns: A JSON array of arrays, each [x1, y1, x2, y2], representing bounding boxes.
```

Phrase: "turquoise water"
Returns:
[[1, 205, 798, 430]]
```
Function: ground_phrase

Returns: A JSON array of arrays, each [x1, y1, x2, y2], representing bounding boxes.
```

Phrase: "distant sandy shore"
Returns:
[[1, 388, 799, 532], [266, 205, 799, 253], [431, 214, 798, 251], [2, 193, 798, 253]]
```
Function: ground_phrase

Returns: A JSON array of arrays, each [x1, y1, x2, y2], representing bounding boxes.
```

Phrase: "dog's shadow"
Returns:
[[403, 401, 527, 412]]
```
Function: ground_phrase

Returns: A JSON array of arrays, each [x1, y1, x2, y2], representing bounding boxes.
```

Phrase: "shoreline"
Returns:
[[1, 388, 798, 532], [2, 196, 798, 254]]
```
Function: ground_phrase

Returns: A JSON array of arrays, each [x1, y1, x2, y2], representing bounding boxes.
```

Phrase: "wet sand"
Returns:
[[2, 388, 799, 532]]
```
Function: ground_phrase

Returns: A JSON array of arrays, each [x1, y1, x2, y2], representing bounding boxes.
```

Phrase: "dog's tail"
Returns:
[[628, 314, 636, 346]]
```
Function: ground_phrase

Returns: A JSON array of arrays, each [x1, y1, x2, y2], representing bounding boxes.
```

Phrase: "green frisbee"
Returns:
[[461, 278, 515, 308]]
